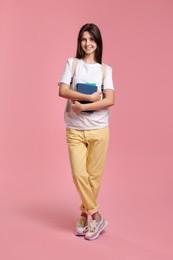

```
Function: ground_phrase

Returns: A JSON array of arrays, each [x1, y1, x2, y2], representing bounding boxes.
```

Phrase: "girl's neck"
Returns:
[[83, 54, 97, 64]]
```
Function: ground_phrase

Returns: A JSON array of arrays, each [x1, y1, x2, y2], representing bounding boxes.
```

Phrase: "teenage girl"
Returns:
[[58, 23, 115, 240]]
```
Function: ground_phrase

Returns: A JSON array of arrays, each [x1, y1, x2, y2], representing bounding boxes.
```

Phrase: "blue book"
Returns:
[[76, 83, 97, 103], [76, 83, 97, 112], [76, 83, 97, 96]]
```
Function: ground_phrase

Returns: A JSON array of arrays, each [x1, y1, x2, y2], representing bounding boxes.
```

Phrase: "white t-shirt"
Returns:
[[59, 57, 114, 130]]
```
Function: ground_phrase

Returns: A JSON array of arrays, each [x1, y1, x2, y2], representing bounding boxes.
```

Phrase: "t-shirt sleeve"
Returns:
[[103, 66, 115, 91], [58, 57, 73, 85]]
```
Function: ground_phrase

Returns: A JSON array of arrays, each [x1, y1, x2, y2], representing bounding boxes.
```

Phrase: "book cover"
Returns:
[[76, 83, 98, 112], [76, 83, 97, 95]]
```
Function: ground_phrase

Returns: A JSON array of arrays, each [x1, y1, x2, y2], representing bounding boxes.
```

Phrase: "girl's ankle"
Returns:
[[92, 212, 101, 222], [81, 212, 88, 219]]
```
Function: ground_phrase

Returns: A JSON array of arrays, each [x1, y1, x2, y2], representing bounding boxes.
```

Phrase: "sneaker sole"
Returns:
[[84, 220, 109, 241], [75, 231, 85, 236]]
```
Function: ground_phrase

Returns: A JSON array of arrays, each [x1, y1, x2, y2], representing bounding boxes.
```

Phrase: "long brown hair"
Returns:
[[75, 23, 103, 64]]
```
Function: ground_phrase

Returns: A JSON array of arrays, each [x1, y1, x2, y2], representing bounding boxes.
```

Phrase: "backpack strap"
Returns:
[[101, 63, 107, 92], [70, 58, 79, 90]]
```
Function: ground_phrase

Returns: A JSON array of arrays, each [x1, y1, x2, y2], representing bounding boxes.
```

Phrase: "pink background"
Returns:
[[0, 0, 173, 259]]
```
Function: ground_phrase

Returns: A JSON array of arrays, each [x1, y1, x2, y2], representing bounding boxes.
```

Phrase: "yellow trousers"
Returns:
[[66, 127, 109, 215]]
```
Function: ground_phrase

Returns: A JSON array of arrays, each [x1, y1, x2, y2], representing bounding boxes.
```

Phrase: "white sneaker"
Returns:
[[75, 216, 88, 236], [84, 215, 108, 240]]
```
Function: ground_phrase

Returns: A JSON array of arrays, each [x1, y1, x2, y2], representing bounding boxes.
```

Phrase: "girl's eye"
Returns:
[[81, 38, 95, 42]]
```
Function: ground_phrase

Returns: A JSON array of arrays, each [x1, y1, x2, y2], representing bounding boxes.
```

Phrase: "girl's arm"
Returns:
[[71, 89, 115, 112], [59, 83, 101, 102]]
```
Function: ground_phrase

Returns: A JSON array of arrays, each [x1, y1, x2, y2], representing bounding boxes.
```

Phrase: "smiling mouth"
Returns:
[[85, 47, 92, 50]]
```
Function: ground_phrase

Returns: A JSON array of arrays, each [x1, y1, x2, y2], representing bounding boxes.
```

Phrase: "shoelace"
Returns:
[[84, 220, 97, 233]]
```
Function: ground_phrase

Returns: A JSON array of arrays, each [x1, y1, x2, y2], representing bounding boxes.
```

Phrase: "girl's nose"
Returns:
[[86, 39, 90, 45]]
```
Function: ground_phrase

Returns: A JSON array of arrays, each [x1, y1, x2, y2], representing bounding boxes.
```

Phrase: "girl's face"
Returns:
[[81, 31, 97, 56]]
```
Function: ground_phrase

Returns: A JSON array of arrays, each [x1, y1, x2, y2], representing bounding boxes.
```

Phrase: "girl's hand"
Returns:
[[71, 101, 83, 112], [90, 92, 101, 102]]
